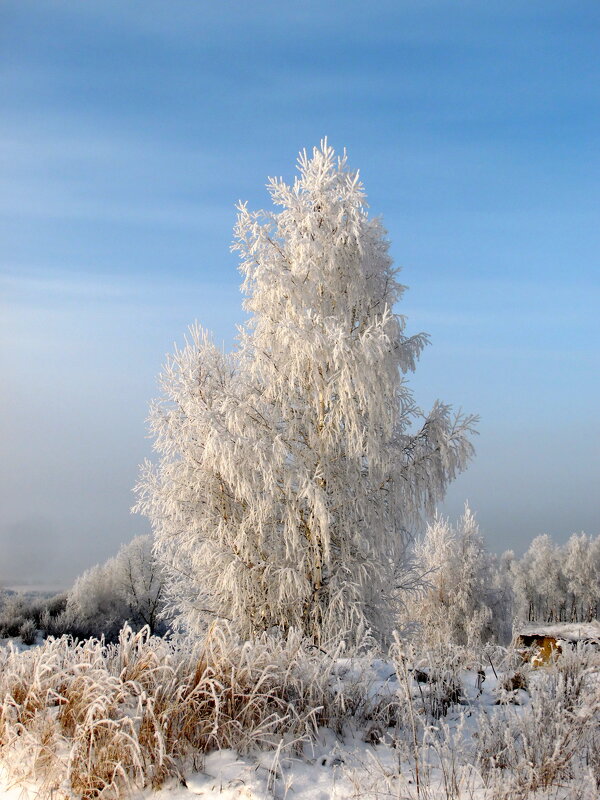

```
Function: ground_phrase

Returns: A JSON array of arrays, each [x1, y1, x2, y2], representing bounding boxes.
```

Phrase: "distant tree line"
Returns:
[[407, 509, 600, 647], [508, 532, 600, 624]]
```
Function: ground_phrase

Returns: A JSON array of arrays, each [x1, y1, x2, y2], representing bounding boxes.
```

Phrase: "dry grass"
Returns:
[[0, 624, 353, 798], [476, 644, 600, 798]]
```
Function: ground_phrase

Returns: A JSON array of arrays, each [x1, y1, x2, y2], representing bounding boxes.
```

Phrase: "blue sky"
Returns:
[[1, 1, 599, 585]]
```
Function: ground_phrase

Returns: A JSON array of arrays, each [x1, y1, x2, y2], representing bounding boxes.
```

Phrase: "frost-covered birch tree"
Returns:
[[564, 532, 599, 622], [135, 141, 477, 643], [408, 505, 492, 647]]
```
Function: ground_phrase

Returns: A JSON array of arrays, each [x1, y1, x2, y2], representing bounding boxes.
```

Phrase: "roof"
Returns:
[[517, 622, 600, 642]]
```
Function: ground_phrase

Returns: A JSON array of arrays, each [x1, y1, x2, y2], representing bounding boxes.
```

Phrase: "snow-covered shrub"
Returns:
[[44, 591, 68, 618], [0, 594, 29, 638], [0, 591, 69, 640], [111, 534, 167, 633], [36, 591, 68, 631], [38, 600, 72, 640], [65, 560, 124, 641], [39, 608, 73, 639], [392, 638, 468, 724], [18, 619, 37, 645], [420, 651, 465, 721], [135, 141, 476, 644]]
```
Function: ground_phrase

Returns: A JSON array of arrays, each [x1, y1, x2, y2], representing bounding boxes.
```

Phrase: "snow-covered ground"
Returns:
[[1, 630, 599, 800], [0, 634, 45, 653]]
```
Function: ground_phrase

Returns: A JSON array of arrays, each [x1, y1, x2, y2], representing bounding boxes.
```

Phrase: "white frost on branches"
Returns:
[[135, 141, 477, 643], [409, 505, 493, 647], [511, 532, 600, 623], [67, 535, 167, 639]]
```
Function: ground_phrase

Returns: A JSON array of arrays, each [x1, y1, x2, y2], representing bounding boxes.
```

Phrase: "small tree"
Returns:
[[487, 549, 516, 644], [408, 511, 457, 646], [66, 535, 167, 640], [564, 532, 597, 622], [113, 535, 167, 633], [135, 141, 476, 643], [523, 534, 565, 622], [409, 505, 492, 648]]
